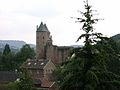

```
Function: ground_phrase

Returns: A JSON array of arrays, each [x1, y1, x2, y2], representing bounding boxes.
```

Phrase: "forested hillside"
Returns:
[[0, 40, 35, 52]]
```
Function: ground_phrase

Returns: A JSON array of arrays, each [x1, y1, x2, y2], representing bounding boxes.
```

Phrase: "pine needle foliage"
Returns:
[[54, 0, 120, 90]]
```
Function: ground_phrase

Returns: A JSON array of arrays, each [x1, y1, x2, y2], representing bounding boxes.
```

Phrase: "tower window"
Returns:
[[43, 36, 44, 39]]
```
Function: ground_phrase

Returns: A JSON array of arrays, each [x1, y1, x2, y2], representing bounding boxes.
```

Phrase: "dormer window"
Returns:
[[34, 63, 37, 65], [41, 63, 44, 65], [28, 62, 31, 65]]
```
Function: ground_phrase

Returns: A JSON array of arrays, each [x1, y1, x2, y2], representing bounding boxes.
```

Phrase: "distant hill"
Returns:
[[0, 40, 36, 52], [71, 45, 83, 48], [111, 34, 120, 42]]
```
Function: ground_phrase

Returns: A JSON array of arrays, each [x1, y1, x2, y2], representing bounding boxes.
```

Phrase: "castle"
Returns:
[[36, 22, 71, 65], [22, 22, 71, 89]]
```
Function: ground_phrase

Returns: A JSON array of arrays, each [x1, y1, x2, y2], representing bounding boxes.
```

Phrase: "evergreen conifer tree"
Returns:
[[54, 0, 120, 90], [3, 44, 11, 55]]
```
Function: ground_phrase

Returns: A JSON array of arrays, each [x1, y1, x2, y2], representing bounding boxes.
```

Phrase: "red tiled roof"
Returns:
[[41, 78, 55, 88]]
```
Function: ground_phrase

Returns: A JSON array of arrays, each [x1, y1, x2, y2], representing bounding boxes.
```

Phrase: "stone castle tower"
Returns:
[[36, 22, 71, 64], [36, 22, 52, 59]]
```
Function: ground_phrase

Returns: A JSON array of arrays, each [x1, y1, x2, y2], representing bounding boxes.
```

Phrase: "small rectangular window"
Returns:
[[37, 71, 39, 74]]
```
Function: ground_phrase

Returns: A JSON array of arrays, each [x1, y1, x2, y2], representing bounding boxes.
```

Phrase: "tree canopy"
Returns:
[[0, 44, 35, 71], [54, 0, 120, 90], [14, 44, 35, 69], [16, 69, 33, 90]]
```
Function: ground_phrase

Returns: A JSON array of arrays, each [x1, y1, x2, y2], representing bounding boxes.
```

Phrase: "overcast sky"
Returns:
[[0, 0, 120, 46]]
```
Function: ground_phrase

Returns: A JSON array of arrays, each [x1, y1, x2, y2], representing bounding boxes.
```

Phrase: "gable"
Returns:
[[44, 60, 56, 73]]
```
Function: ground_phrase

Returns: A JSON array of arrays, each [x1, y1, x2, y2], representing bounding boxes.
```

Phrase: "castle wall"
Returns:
[[45, 45, 71, 65], [57, 46, 70, 64]]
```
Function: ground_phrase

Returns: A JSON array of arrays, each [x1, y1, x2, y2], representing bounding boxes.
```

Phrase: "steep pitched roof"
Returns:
[[21, 59, 49, 69], [0, 71, 18, 84], [41, 78, 55, 88], [37, 22, 49, 32]]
